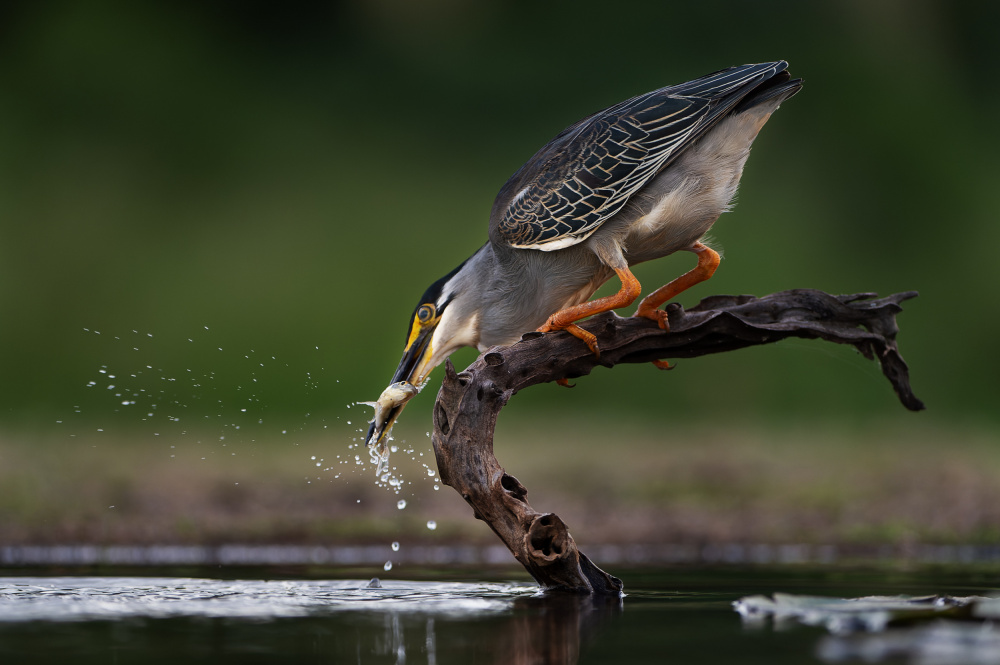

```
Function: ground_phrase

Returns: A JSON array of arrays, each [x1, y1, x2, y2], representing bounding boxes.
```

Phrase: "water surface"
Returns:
[[1, 567, 997, 664]]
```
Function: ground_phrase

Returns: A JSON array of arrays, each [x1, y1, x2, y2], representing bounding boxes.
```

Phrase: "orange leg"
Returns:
[[635, 242, 720, 331], [537, 266, 642, 358]]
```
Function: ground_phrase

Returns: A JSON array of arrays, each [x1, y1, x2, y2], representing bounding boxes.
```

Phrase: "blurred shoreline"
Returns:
[[4, 541, 1000, 570], [4, 420, 998, 551]]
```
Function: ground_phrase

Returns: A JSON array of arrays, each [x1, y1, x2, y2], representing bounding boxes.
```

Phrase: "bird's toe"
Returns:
[[636, 307, 671, 331], [566, 324, 601, 357]]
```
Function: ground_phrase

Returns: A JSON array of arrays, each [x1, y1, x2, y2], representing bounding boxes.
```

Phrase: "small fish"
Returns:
[[360, 381, 419, 440]]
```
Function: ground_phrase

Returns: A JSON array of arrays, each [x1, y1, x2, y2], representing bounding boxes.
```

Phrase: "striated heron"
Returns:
[[365, 61, 802, 449]]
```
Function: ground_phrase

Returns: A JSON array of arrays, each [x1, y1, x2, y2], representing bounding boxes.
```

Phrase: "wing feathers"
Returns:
[[490, 62, 788, 250]]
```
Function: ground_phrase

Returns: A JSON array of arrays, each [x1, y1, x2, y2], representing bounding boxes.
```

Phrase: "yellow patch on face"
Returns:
[[404, 303, 441, 352], [411, 338, 436, 388], [404, 316, 423, 352]]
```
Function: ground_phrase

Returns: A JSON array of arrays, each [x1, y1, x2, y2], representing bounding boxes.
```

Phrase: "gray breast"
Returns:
[[477, 243, 610, 348]]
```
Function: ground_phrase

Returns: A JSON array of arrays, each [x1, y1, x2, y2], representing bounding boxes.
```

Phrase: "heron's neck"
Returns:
[[468, 243, 551, 349]]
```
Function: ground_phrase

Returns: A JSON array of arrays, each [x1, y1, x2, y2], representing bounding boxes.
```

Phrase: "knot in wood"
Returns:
[[433, 402, 450, 436], [499, 472, 528, 502], [526, 513, 569, 563], [475, 380, 503, 402], [484, 352, 505, 366]]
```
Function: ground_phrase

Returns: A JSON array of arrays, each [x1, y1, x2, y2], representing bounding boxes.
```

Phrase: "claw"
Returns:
[[635, 242, 720, 326], [638, 308, 671, 331], [538, 322, 600, 357], [565, 324, 600, 357], [556, 378, 575, 388]]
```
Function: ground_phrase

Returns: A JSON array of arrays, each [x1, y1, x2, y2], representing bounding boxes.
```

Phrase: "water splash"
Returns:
[[0, 578, 531, 622]]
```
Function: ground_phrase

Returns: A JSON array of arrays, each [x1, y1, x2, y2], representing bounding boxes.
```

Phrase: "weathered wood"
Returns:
[[430, 290, 923, 594]]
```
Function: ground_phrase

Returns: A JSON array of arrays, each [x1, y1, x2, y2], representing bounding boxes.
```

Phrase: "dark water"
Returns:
[[0, 566, 997, 664]]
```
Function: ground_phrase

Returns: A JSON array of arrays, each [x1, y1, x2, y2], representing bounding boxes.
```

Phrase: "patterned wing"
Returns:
[[490, 62, 787, 251]]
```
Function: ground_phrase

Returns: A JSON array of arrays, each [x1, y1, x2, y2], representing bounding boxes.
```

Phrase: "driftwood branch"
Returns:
[[430, 289, 924, 594]]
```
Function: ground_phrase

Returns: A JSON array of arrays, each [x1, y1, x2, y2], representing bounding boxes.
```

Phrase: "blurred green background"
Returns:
[[1, 0, 998, 547]]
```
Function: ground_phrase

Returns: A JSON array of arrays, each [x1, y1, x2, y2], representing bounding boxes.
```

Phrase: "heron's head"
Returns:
[[365, 258, 482, 448]]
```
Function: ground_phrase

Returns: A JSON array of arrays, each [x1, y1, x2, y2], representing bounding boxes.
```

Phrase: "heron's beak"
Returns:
[[365, 323, 436, 448]]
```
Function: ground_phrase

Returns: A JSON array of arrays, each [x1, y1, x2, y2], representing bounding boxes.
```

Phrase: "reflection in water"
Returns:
[[0, 577, 621, 664], [427, 617, 437, 664], [361, 591, 622, 665], [3, 571, 996, 663], [357, 590, 621, 664], [817, 622, 1000, 664], [500, 593, 622, 665], [305, 585, 621, 665]]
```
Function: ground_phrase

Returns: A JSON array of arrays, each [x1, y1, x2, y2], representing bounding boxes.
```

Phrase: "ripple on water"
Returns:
[[0, 578, 538, 623]]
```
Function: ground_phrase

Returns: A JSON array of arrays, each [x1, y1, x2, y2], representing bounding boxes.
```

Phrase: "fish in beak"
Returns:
[[364, 304, 438, 451], [362, 255, 480, 465]]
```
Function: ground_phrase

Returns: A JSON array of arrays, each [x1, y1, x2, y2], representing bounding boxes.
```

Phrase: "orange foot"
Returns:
[[537, 266, 642, 358], [635, 242, 720, 331]]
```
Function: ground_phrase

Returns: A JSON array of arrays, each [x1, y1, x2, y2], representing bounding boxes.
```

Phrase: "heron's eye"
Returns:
[[417, 304, 435, 324]]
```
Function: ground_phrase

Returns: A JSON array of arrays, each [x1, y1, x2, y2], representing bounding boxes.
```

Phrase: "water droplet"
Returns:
[[383, 561, 393, 571], [391, 542, 399, 552], [426, 520, 437, 530], [427, 468, 435, 476], [397, 500, 406, 510]]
